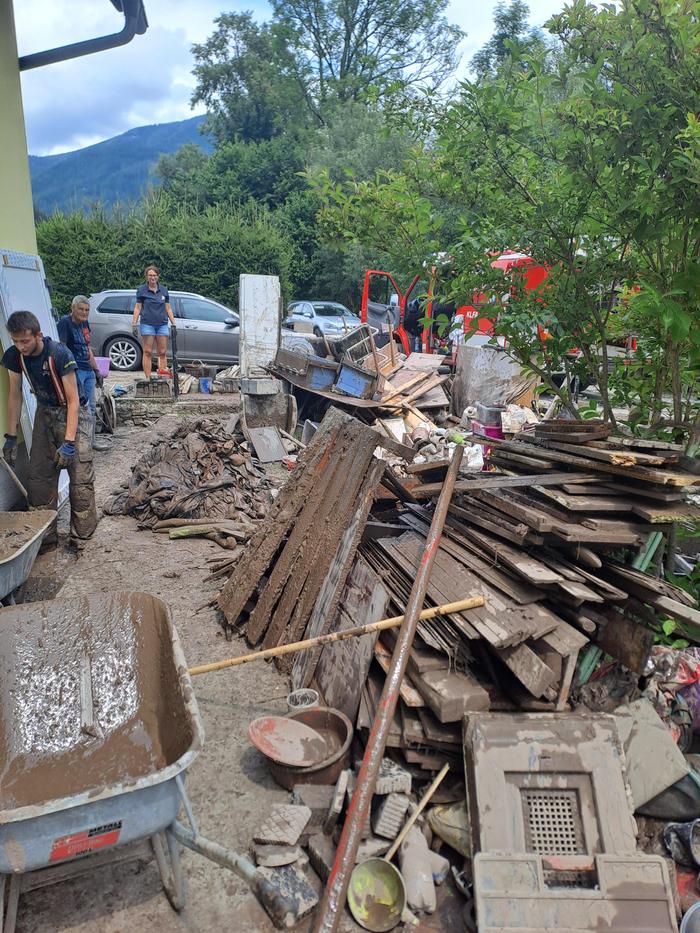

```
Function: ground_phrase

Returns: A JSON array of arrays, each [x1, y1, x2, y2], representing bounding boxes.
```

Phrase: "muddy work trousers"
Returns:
[[27, 404, 97, 541]]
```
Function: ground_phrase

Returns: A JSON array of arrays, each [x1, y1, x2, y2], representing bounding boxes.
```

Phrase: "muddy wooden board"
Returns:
[[312, 558, 388, 721]]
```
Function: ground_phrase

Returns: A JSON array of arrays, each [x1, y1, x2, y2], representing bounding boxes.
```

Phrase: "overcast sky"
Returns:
[[15, 0, 565, 156]]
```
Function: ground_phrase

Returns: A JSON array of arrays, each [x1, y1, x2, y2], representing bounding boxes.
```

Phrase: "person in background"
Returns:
[[131, 264, 177, 378], [1, 310, 97, 548], [57, 295, 110, 450]]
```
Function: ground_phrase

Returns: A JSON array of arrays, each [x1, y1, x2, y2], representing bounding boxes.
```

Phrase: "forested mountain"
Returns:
[[30, 115, 213, 215]]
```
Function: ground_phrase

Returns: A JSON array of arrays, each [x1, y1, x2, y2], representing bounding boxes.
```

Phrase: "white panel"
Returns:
[[238, 274, 281, 378]]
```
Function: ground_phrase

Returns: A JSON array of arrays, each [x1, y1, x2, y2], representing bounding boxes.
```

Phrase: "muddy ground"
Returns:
[[15, 409, 357, 933]]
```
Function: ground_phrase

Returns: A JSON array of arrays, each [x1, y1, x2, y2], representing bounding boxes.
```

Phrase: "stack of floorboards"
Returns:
[[340, 422, 699, 775], [217, 408, 408, 671]]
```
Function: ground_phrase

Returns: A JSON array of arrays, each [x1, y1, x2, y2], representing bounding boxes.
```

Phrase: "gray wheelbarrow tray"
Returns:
[[0, 510, 56, 603], [0, 592, 299, 931]]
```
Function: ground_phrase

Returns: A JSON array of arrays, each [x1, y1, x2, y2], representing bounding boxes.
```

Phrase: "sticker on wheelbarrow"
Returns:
[[49, 822, 123, 862]]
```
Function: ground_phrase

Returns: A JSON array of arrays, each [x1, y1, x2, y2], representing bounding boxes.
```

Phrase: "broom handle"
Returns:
[[188, 596, 485, 676], [386, 762, 450, 861]]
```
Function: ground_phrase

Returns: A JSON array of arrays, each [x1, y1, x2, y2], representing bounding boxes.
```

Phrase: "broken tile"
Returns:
[[372, 792, 410, 840], [374, 758, 412, 796], [291, 784, 335, 835], [308, 832, 336, 881], [324, 769, 350, 834], [355, 836, 391, 862], [256, 862, 318, 920], [251, 843, 302, 868], [253, 804, 311, 846]]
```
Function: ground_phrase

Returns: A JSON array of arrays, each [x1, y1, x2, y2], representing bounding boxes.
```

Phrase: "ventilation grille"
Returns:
[[521, 789, 585, 856]]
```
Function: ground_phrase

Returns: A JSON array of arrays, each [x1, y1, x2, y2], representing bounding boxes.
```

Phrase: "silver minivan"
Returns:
[[88, 289, 240, 371]]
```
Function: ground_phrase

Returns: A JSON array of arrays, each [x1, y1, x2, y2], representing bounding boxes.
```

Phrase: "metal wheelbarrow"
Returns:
[[0, 510, 56, 605], [0, 592, 299, 931]]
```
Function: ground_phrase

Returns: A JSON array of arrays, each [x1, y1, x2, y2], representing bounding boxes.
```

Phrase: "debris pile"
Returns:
[[103, 418, 278, 548], [213, 402, 700, 930]]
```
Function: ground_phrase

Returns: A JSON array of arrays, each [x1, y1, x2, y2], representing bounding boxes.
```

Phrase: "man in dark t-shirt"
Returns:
[[1, 310, 97, 547], [130, 264, 176, 378]]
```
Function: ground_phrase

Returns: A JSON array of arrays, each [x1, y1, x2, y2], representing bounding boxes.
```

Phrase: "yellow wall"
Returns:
[[0, 0, 38, 255]]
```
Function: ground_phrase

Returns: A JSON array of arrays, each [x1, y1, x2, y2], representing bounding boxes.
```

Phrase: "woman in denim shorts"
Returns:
[[131, 265, 177, 378]]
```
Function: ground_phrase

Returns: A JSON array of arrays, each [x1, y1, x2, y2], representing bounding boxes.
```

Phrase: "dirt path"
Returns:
[[15, 416, 301, 933]]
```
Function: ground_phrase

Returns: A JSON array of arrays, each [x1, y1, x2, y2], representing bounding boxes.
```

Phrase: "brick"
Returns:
[[372, 793, 410, 840], [356, 836, 390, 862]]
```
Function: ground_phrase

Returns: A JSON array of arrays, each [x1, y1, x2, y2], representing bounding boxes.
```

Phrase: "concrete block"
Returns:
[[308, 833, 336, 881], [256, 862, 318, 920], [355, 836, 391, 862], [372, 792, 410, 840], [251, 843, 302, 868], [292, 784, 335, 836], [253, 804, 311, 846], [324, 769, 350, 834]]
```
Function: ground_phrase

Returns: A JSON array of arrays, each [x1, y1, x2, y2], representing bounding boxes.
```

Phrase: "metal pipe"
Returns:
[[19, 0, 148, 71], [313, 444, 464, 933]]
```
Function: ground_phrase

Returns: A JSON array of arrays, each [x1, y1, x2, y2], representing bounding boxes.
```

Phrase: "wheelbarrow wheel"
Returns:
[[152, 829, 186, 912]]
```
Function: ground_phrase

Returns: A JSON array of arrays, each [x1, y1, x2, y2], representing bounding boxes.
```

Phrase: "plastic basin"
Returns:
[[94, 357, 110, 378]]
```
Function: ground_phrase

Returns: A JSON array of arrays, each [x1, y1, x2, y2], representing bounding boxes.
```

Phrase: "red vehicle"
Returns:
[[359, 269, 420, 356], [359, 253, 548, 356], [461, 251, 549, 342]]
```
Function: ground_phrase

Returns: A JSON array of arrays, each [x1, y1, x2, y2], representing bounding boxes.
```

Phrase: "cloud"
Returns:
[[16, 0, 564, 155]]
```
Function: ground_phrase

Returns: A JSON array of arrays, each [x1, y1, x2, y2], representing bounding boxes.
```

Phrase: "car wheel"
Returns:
[[105, 335, 142, 372]]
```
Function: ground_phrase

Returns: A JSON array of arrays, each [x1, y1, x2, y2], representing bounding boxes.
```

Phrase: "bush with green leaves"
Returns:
[[37, 194, 294, 315]]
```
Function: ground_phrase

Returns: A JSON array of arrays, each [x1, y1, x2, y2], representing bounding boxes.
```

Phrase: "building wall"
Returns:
[[0, 0, 38, 256]]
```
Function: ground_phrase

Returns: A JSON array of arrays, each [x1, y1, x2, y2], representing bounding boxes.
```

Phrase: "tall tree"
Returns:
[[314, 0, 700, 439], [192, 13, 309, 143], [470, 0, 547, 78], [192, 1, 465, 142]]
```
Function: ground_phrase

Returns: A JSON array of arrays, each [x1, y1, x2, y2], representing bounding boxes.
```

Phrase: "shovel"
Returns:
[[347, 763, 450, 932], [171, 325, 180, 398], [0, 456, 28, 502]]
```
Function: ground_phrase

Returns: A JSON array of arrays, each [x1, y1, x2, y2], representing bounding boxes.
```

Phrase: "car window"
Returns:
[[312, 303, 351, 317], [97, 296, 129, 314], [180, 297, 236, 323]]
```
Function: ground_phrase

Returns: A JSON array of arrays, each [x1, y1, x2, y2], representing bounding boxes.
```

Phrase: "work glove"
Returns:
[[170, 323, 177, 337], [55, 441, 76, 469], [131, 324, 140, 339], [95, 372, 104, 389], [2, 434, 17, 466]]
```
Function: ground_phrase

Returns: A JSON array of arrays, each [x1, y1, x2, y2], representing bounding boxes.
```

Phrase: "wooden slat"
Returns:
[[412, 472, 598, 497]]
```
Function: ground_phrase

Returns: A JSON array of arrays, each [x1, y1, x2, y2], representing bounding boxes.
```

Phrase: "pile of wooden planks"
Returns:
[[326, 423, 699, 775], [217, 408, 408, 668]]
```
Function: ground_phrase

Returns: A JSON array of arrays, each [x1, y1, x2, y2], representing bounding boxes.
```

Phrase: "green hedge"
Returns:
[[37, 193, 294, 316]]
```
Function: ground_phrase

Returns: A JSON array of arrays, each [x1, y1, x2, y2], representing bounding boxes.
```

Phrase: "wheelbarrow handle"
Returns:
[[171, 821, 298, 929]]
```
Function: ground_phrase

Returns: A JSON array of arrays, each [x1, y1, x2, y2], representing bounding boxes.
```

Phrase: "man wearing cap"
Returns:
[[1, 310, 97, 547]]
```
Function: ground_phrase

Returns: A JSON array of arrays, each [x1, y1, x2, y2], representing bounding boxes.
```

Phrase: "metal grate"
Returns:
[[521, 789, 585, 856]]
